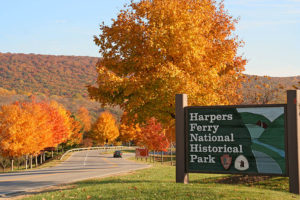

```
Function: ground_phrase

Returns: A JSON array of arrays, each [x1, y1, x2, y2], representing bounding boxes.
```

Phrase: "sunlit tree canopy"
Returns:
[[88, 0, 246, 124]]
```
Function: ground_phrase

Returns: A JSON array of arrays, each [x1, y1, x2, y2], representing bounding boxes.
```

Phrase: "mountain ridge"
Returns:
[[0, 52, 299, 104]]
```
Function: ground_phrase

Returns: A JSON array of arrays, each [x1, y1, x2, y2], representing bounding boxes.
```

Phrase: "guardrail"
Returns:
[[60, 146, 136, 160]]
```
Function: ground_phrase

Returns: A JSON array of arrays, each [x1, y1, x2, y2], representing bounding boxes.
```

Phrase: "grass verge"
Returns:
[[21, 162, 299, 200], [34, 152, 73, 169], [0, 152, 72, 174]]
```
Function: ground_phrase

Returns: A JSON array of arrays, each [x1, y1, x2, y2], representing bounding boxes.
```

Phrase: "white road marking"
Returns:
[[83, 151, 89, 166], [0, 151, 149, 198]]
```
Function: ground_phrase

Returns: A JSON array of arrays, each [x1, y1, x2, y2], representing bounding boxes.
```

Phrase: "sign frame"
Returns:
[[184, 104, 288, 176]]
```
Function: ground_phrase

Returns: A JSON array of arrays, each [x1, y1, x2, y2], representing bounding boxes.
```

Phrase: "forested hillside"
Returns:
[[0, 53, 122, 122], [241, 75, 300, 104], [0, 89, 122, 122], [0, 52, 299, 109], [0, 52, 98, 98]]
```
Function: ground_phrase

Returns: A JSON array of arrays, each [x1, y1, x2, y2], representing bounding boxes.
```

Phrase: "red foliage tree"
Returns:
[[140, 118, 169, 152]]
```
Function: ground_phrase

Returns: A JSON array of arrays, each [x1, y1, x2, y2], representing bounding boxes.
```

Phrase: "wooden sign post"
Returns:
[[287, 90, 300, 194], [175, 90, 300, 195], [175, 94, 188, 183]]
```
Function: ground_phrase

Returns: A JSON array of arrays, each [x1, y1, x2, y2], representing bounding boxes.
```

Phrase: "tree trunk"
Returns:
[[170, 142, 173, 166], [11, 159, 14, 171], [43, 152, 46, 162], [161, 151, 163, 164], [52, 151, 54, 158], [35, 155, 38, 167], [25, 155, 28, 170], [152, 151, 153, 162], [30, 155, 33, 169], [40, 154, 43, 165]]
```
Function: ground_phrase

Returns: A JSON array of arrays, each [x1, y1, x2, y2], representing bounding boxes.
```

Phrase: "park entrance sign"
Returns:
[[186, 106, 286, 175], [175, 90, 300, 194]]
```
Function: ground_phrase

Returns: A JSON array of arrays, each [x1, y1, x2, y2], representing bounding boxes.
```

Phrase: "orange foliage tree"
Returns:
[[21, 101, 53, 154], [90, 111, 119, 145], [66, 115, 83, 146], [40, 101, 73, 148], [0, 102, 52, 159], [0, 103, 32, 158], [165, 120, 175, 146], [119, 113, 141, 145], [139, 118, 169, 152], [89, 0, 246, 124], [77, 107, 91, 132], [0, 99, 78, 162], [119, 123, 141, 145]]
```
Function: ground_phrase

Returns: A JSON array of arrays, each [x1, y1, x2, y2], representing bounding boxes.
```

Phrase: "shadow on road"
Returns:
[[0, 182, 75, 199]]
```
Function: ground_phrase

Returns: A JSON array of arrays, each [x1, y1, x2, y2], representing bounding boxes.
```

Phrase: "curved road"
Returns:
[[0, 150, 149, 198]]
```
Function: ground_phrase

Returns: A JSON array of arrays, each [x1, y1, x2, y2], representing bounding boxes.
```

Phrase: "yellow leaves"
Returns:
[[90, 111, 119, 145], [119, 113, 142, 143], [66, 117, 83, 146], [77, 107, 91, 132], [0, 102, 51, 157], [164, 119, 175, 143], [90, 0, 246, 124], [0, 100, 78, 158]]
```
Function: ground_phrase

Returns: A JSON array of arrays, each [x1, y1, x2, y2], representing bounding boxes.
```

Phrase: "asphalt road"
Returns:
[[0, 150, 149, 198]]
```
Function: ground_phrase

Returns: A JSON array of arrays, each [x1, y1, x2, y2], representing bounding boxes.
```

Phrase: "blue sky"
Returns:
[[0, 0, 299, 77]]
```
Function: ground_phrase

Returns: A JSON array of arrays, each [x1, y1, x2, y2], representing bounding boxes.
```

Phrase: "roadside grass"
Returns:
[[34, 152, 73, 169], [0, 152, 72, 174], [21, 163, 298, 200]]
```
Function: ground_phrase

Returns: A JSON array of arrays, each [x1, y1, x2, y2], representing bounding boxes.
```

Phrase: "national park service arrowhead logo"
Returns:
[[220, 154, 232, 170], [234, 155, 249, 171]]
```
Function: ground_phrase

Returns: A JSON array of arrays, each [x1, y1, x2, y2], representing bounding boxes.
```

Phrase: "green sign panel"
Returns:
[[185, 105, 286, 175]]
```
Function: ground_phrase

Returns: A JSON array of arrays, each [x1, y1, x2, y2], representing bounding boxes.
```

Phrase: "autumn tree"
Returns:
[[119, 123, 141, 144], [88, 0, 246, 124], [0, 99, 82, 170], [40, 101, 73, 148], [21, 101, 53, 154], [0, 104, 35, 159], [119, 113, 141, 144], [90, 111, 119, 145], [165, 119, 175, 146], [0, 102, 53, 170], [140, 117, 169, 152], [65, 114, 83, 147], [77, 107, 91, 132]]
